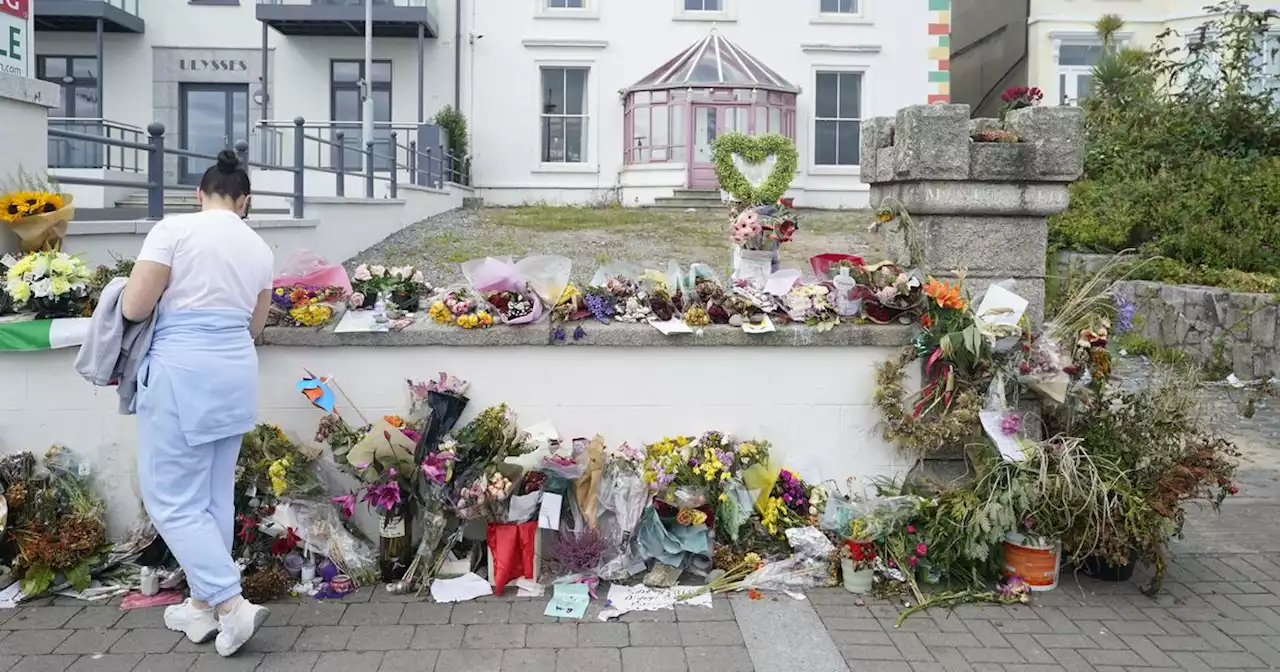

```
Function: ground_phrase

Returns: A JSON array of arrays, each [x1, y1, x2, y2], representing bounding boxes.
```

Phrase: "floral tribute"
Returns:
[[730, 198, 799, 252], [269, 285, 345, 327], [0, 178, 75, 252], [2, 250, 93, 319], [350, 263, 431, 311], [428, 288, 495, 329]]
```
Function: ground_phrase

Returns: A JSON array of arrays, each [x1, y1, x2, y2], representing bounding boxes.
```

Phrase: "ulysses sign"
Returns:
[[178, 59, 249, 72]]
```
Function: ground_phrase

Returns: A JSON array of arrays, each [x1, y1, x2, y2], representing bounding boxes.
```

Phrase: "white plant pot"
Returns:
[[841, 558, 873, 594]]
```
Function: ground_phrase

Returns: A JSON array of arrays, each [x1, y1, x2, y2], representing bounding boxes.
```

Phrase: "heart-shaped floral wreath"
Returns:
[[710, 132, 799, 205]]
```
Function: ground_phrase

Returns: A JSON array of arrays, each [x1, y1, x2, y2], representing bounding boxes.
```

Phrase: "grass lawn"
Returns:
[[354, 205, 883, 285]]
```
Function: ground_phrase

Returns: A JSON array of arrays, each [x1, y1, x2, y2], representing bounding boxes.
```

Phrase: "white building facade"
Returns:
[[1028, 0, 1279, 106], [33, 0, 949, 210]]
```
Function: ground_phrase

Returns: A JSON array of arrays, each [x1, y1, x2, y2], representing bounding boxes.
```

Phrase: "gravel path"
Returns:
[[345, 206, 884, 287]]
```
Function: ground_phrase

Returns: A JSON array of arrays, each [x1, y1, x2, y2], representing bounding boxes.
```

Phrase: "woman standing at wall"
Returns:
[[121, 149, 275, 657]]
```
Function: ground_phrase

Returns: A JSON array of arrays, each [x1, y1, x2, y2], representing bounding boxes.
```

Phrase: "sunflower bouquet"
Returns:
[[1, 177, 75, 252], [3, 250, 94, 318]]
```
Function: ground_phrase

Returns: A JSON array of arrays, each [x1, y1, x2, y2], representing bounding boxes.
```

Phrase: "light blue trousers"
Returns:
[[136, 358, 244, 606]]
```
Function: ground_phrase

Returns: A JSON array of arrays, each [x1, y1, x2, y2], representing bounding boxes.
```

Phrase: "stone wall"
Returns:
[[861, 103, 1085, 325], [1115, 280, 1280, 380]]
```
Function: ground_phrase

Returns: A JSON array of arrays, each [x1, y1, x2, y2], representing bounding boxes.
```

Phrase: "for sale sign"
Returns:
[[0, 0, 29, 77]]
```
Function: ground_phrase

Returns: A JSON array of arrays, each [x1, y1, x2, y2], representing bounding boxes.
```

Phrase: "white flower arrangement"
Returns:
[[3, 250, 93, 316]]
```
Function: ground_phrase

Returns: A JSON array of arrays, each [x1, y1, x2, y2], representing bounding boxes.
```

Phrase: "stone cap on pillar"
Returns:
[[860, 103, 1085, 185]]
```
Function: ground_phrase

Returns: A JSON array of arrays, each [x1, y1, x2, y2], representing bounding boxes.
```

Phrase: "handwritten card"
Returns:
[[543, 583, 590, 619], [538, 493, 563, 530]]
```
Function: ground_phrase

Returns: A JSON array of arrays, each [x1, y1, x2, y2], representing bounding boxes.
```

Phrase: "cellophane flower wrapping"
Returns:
[[589, 261, 646, 288], [574, 437, 606, 529], [1020, 328, 1071, 404], [515, 255, 572, 311], [269, 499, 379, 587], [809, 254, 866, 281], [460, 256, 544, 325], [541, 440, 589, 480], [598, 444, 649, 536], [716, 478, 754, 543]]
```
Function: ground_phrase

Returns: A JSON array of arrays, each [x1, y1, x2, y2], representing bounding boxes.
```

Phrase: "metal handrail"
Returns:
[[48, 118, 147, 172], [45, 116, 469, 221]]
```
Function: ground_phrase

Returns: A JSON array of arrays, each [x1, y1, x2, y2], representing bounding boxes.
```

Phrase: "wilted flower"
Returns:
[[331, 492, 357, 519]]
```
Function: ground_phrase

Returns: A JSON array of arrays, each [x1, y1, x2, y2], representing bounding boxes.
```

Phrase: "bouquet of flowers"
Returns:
[[810, 254, 866, 281], [269, 285, 345, 328], [1000, 85, 1043, 118], [3, 447, 109, 598], [451, 403, 532, 483], [600, 276, 653, 323], [238, 423, 324, 499], [0, 177, 75, 251], [731, 198, 799, 252], [783, 283, 840, 332], [350, 263, 431, 311], [427, 287, 495, 329], [855, 262, 923, 324], [552, 284, 590, 322], [3, 250, 93, 318], [462, 256, 544, 325], [840, 539, 877, 572], [408, 372, 471, 466], [455, 470, 514, 520]]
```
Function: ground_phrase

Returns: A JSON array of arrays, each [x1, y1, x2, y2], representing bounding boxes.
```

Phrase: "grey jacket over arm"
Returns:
[[74, 277, 156, 415]]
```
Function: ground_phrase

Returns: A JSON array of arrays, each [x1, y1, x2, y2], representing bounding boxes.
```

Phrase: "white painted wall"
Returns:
[[463, 0, 934, 208], [0, 73, 59, 258], [0, 344, 916, 538], [34, 0, 459, 159]]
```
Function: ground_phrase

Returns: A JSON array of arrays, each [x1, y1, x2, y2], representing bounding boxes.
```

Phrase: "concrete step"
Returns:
[[669, 188, 722, 200], [649, 198, 727, 209]]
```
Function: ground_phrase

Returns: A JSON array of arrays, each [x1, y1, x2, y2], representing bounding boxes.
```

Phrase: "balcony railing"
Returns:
[[46, 116, 470, 220], [33, 0, 145, 32], [47, 118, 145, 172], [256, 0, 436, 37]]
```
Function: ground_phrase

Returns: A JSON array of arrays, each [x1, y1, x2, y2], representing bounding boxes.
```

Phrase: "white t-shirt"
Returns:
[[136, 209, 274, 316]]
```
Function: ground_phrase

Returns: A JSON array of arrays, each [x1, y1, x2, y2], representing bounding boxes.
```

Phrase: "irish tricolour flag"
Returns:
[[0, 318, 91, 351]]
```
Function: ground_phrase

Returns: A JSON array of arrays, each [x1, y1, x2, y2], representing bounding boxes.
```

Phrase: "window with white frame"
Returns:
[[1056, 42, 1103, 105], [820, 0, 857, 13], [547, 0, 584, 7], [540, 67, 589, 163], [814, 71, 861, 166], [684, 0, 722, 9]]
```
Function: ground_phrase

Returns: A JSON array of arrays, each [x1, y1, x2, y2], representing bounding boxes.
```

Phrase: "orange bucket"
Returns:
[[1002, 534, 1060, 591]]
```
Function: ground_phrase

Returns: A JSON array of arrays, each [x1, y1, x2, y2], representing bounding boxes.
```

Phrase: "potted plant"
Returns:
[[839, 539, 876, 593]]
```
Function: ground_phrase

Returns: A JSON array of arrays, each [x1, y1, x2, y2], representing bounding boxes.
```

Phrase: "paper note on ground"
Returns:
[[334, 310, 391, 333], [648, 318, 694, 335], [596, 584, 712, 620], [544, 583, 590, 619], [430, 572, 492, 603]]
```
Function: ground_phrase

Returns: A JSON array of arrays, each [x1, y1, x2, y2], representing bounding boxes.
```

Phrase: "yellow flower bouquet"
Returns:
[[3, 250, 93, 318], [1, 187, 75, 252]]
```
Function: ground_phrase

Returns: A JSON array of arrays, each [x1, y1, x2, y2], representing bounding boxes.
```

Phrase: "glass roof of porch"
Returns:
[[626, 33, 798, 94]]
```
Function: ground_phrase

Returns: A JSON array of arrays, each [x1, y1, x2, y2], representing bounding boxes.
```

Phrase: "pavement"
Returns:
[[1, 355, 1277, 672]]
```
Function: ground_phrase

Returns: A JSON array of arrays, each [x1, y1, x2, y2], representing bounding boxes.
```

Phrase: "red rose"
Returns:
[[1229, 486, 1239, 495], [1019, 362, 1031, 374], [779, 197, 794, 208]]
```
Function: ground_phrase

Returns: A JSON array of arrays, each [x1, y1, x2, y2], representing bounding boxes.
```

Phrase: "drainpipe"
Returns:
[[261, 22, 269, 125], [454, 0, 461, 110], [417, 22, 425, 123], [95, 18, 104, 124]]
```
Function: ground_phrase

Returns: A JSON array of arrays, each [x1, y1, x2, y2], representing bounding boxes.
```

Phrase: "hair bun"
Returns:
[[215, 149, 241, 174]]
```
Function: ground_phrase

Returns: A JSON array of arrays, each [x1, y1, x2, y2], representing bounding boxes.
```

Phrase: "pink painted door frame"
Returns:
[[687, 103, 752, 190]]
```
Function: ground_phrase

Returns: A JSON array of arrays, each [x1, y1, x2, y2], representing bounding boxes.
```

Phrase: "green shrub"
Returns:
[[431, 105, 470, 176], [1052, 3, 1280, 277], [1051, 155, 1280, 273]]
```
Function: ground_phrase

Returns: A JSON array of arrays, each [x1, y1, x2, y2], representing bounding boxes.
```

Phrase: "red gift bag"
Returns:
[[487, 520, 539, 594]]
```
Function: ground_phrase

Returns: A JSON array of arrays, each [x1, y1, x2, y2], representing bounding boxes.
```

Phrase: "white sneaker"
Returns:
[[214, 598, 270, 657], [163, 599, 219, 644]]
